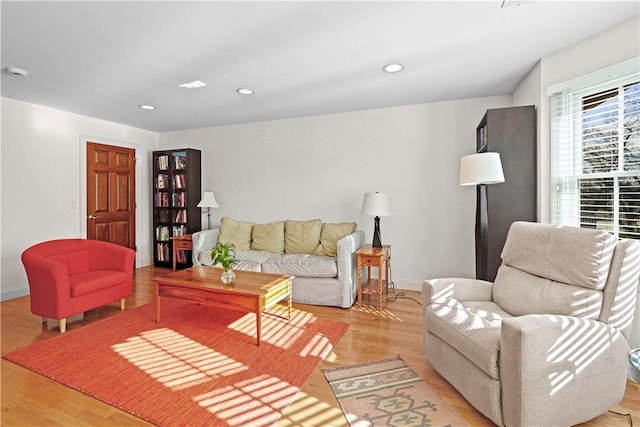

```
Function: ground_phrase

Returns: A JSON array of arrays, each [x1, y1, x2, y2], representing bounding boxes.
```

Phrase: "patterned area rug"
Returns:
[[323, 356, 468, 427]]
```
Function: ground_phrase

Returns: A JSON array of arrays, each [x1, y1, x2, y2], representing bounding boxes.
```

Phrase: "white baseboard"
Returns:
[[391, 279, 423, 292], [1, 286, 30, 301]]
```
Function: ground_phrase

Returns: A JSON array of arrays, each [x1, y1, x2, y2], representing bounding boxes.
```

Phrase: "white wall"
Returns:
[[160, 95, 513, 289], [1, 98, 159, 300]]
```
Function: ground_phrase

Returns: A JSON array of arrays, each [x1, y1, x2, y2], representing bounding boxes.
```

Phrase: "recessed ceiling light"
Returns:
[[139, 104, 156, 110], [179, 80, 207, 89], [4, 67, 28, 77], [237, 88, 254, 95], [383, 63, 404, 73]]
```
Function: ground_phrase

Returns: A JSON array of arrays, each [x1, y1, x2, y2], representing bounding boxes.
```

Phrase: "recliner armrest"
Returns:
[[500, 314, 630, 427], [422, 277, 493, 307]]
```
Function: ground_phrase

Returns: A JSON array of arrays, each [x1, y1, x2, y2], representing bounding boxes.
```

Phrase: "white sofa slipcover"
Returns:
[[192, 228, 364, 308]]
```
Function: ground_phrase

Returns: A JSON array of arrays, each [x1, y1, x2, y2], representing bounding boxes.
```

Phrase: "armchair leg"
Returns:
[[42, 317, 47, 323], [59, 318, 66, 333], [120, 298, 126, 310]]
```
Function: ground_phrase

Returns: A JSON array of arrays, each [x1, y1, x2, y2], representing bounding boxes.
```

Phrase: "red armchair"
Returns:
[[21, 239, 135, 332]]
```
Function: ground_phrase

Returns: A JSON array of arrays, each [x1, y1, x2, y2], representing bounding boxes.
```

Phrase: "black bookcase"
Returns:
[[476, 105, 537, 281], [152, 148, 201, 268]]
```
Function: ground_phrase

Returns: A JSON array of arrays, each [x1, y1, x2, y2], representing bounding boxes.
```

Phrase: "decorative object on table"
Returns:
[[210, 242, 236, 283], [197, 191, 219, 230], [459, 152, 504, 281], [323, 356, 468, 427], [360, 192, 391, 248], [3, 299, 349, 427]]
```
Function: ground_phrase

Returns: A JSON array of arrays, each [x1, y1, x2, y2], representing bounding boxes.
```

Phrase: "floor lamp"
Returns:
[[197, 192, 219, 230], [459, 153, 505, 280], [361, 192, 391, 248]]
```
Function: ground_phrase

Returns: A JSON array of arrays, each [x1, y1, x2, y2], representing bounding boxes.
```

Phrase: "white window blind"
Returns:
[[550, 58, 640, 239]]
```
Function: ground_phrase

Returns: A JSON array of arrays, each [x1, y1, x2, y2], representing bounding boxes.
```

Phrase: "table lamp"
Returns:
[[361, 192, 391, 248]]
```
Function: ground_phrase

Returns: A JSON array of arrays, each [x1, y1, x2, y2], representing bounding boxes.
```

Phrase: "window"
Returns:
[[550, 58, 640, 239]]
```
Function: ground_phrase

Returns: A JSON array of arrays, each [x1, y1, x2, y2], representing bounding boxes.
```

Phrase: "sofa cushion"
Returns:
[[314, 222, 357, 257], [284, 219, 321, 254], [69, 271, 127, 297], [426, 299, 511, 380], [251, 221, 285, 254], [262, 254, 337, 278], [218, 217, 254, 250]]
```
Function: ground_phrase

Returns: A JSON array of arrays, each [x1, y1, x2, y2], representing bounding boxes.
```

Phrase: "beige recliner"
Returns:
[[422, 221, 640, 427]]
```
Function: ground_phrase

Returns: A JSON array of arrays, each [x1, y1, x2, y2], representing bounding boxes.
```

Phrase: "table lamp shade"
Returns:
[[459, 152, 505, 186], [360, 192, 391, 217]]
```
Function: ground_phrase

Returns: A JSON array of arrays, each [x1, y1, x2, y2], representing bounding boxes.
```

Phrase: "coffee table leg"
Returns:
[[156, 296, 161, 323], [256, 311, 261, 346]]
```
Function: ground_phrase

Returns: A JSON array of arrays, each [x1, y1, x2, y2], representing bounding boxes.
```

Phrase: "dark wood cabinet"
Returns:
[[152, 149, 201, 268], [476, 106, 537, 281]]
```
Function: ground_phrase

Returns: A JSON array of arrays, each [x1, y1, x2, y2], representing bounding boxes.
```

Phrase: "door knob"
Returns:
[[88, 215, 102, 219]]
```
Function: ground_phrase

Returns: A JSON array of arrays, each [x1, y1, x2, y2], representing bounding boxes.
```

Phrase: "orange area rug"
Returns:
[[323, 356, 468, 427], [3, 300, 348, 426]]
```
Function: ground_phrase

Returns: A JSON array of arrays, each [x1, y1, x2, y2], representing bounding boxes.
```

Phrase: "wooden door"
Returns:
[[87, 142, 136, 250]]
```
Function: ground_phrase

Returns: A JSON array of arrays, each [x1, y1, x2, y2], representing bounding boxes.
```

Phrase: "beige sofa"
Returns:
[[192, 217, 364, 308], [423, 221, 640, 427]]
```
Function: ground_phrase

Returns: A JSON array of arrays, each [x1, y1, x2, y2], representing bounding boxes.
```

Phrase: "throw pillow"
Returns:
[[284, 219, 322, 254], [251, 221, 285, 254], [315, 222, 357, 257], [218, 217, 254, 250]]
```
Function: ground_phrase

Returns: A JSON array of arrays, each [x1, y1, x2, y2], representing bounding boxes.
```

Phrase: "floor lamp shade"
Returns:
[[459, 152, 505, 185], [197, 192, 219, 230], [459, 152, 505, 281], [361, 192, 391, 248]]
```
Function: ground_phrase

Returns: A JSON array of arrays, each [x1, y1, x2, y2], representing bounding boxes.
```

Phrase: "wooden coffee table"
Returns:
[[154, 266, 292, 346]]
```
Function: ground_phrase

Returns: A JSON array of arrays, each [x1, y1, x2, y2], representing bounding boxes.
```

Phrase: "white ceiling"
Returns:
[[1, 1, 638, 133]]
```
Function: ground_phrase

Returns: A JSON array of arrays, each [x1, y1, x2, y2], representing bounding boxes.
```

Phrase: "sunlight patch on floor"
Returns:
[[111, 328, 248, 390]]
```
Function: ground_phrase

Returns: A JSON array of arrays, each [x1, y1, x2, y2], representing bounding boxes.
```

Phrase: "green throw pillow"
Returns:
[[251, 221, 285, 254], [314, 222, 357, 257], [218, 217, 254, 250]]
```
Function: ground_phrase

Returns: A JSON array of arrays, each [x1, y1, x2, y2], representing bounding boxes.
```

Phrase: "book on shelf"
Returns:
[[173, 152, 187, 170], [174, 209, 187, 223], [156, 154, 169, 171], [155, 192, 170, 207], [156, 226, 170, 241], [172, 225, 187, 236], [156, 243, 169, 261], [156, 174, 169, 189], [173, 174, 186, 189], [171, 192, 186, 207]]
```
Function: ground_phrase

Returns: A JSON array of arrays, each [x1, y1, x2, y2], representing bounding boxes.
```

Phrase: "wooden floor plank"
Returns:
[[1, 265, 638, 426]]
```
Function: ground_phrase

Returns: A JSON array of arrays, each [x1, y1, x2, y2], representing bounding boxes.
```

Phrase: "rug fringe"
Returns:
[[321, 354, 404, 373]]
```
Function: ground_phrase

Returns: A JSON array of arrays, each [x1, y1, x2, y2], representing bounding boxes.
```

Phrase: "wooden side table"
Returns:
[[171, 234, 193, 271], [356, 244, 390, 309]]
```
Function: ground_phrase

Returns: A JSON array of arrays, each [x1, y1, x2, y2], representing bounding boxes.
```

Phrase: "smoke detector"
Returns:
[[4, 67, 28, 77]]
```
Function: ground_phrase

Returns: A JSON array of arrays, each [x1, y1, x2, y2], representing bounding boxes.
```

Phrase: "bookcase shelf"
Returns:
[[152, 149, 201, 268]]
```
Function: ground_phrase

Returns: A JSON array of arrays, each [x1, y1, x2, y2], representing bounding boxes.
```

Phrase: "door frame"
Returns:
[[79, 135, 140, 264]]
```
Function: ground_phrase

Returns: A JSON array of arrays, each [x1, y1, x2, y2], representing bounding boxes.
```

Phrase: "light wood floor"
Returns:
[[2, 265, 638, 426]]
